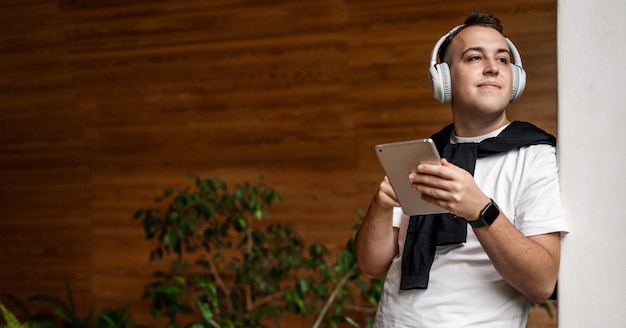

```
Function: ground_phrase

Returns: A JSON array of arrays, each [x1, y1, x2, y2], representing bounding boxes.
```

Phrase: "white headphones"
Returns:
[[428, 25, 527, 103]]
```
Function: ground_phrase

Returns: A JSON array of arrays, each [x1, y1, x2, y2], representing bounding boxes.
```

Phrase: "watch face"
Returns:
[[471, 200, 499, 228], [483, 202, 499, 222]]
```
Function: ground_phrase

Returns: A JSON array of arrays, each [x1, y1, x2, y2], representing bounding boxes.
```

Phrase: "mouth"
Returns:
[[478, 81, 501, 89]]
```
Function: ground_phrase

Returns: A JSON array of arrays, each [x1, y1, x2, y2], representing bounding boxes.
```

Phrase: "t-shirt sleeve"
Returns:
[[392, 206, 403, 228], [515, 145, 569, 236]]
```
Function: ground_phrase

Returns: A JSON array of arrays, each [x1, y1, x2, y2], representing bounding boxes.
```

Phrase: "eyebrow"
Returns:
[[460, 47, 511, 58]]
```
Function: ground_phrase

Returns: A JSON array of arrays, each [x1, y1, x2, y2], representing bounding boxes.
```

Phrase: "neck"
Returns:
[[452, 114, 510, 137]]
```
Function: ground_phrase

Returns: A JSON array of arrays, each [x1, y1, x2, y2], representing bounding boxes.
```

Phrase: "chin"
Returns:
[[453, 99, 508, 114]]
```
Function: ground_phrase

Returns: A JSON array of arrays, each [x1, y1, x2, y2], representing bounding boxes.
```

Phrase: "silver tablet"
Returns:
[[374, 138, 448, 215]]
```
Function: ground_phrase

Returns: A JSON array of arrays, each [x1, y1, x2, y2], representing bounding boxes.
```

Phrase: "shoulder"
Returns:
[[505, 121, 556, 147]]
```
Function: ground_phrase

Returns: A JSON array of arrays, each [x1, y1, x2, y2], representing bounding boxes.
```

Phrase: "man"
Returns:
[[355, 11, 569, 327]]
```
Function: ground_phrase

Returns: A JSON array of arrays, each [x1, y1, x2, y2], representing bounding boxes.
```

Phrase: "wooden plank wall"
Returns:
[[0, 0, 557, 326]]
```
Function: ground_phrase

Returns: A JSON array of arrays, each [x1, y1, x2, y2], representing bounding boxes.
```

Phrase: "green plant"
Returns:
[[2, 277, 141, 328], [0, 303, 27, 328], [134, 173, 382, 328]]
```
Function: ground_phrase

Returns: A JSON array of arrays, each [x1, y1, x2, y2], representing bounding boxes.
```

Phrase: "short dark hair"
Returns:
[[438, 10, 504, 63]]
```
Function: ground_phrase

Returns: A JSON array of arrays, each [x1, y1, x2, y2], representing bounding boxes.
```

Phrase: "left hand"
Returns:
[[409, 158, 491, 220]]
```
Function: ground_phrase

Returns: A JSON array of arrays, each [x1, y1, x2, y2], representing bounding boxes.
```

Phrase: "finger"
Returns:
[[420, 159, 465, 180], [417, 162, 448, 178], [420, 190, 449, 209], [441, 158, 458, 169], [380, 176, 400, 203], [415, 182, 449, 202], [412, 171, 450, 192]]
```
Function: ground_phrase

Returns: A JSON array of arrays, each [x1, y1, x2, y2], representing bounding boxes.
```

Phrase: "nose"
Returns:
[[484, 58, 500, 75]]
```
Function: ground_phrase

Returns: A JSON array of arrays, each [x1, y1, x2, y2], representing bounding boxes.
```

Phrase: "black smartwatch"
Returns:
[[469, 199, 500, 228]]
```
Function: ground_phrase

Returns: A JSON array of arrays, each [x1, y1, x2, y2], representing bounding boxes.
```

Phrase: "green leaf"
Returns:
[[343, 315, 359, 327], [187, 324, 205, 328], [168, 210, 180, 221], [297, 279, 309, 295], [0, 303, 26, 328], [132, 210, 144, 220], [237, 216, 247, 229], [163, 231, 179, 248], [197, 301, 214, 323], [172, 258, 181, 271], [154, 285, 182, 295]]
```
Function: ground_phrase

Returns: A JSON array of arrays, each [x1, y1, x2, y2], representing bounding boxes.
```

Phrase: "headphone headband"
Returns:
[[429, 25, 464, 67]]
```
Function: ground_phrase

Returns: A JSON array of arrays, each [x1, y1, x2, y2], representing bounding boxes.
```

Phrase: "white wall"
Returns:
[[557, 1, 626, 326]]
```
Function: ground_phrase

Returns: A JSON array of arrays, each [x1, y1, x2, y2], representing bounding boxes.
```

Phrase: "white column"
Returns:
[[557, 1, 626, 326]]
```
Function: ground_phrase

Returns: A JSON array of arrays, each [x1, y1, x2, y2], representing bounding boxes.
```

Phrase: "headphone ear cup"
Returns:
[[509, 64, 526, 102], [429, 63, 453, 103], [439, 63, 452, 103], [429, 65, 444, 103]]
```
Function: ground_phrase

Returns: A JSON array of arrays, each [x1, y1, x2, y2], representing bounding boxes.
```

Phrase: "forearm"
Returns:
[[473, 214, 560, 304], [355, 201, 399, 278]]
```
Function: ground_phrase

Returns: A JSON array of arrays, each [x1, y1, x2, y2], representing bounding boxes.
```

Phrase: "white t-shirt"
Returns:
[[374, 126, 569, 328]]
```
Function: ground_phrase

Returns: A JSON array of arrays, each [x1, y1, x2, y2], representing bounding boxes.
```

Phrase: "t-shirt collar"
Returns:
[[451, 124, 510, 144]]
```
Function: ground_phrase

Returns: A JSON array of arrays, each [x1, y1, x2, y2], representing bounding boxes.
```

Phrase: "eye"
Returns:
[[497, 57, 510, 64], [468, 55, 482, 62]]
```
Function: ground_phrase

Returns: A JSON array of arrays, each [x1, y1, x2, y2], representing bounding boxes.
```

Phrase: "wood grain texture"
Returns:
[[0, 0, 557, 325]]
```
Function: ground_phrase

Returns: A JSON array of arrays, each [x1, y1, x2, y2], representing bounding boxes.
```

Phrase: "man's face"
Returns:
[[447, 26, 513, 115]]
